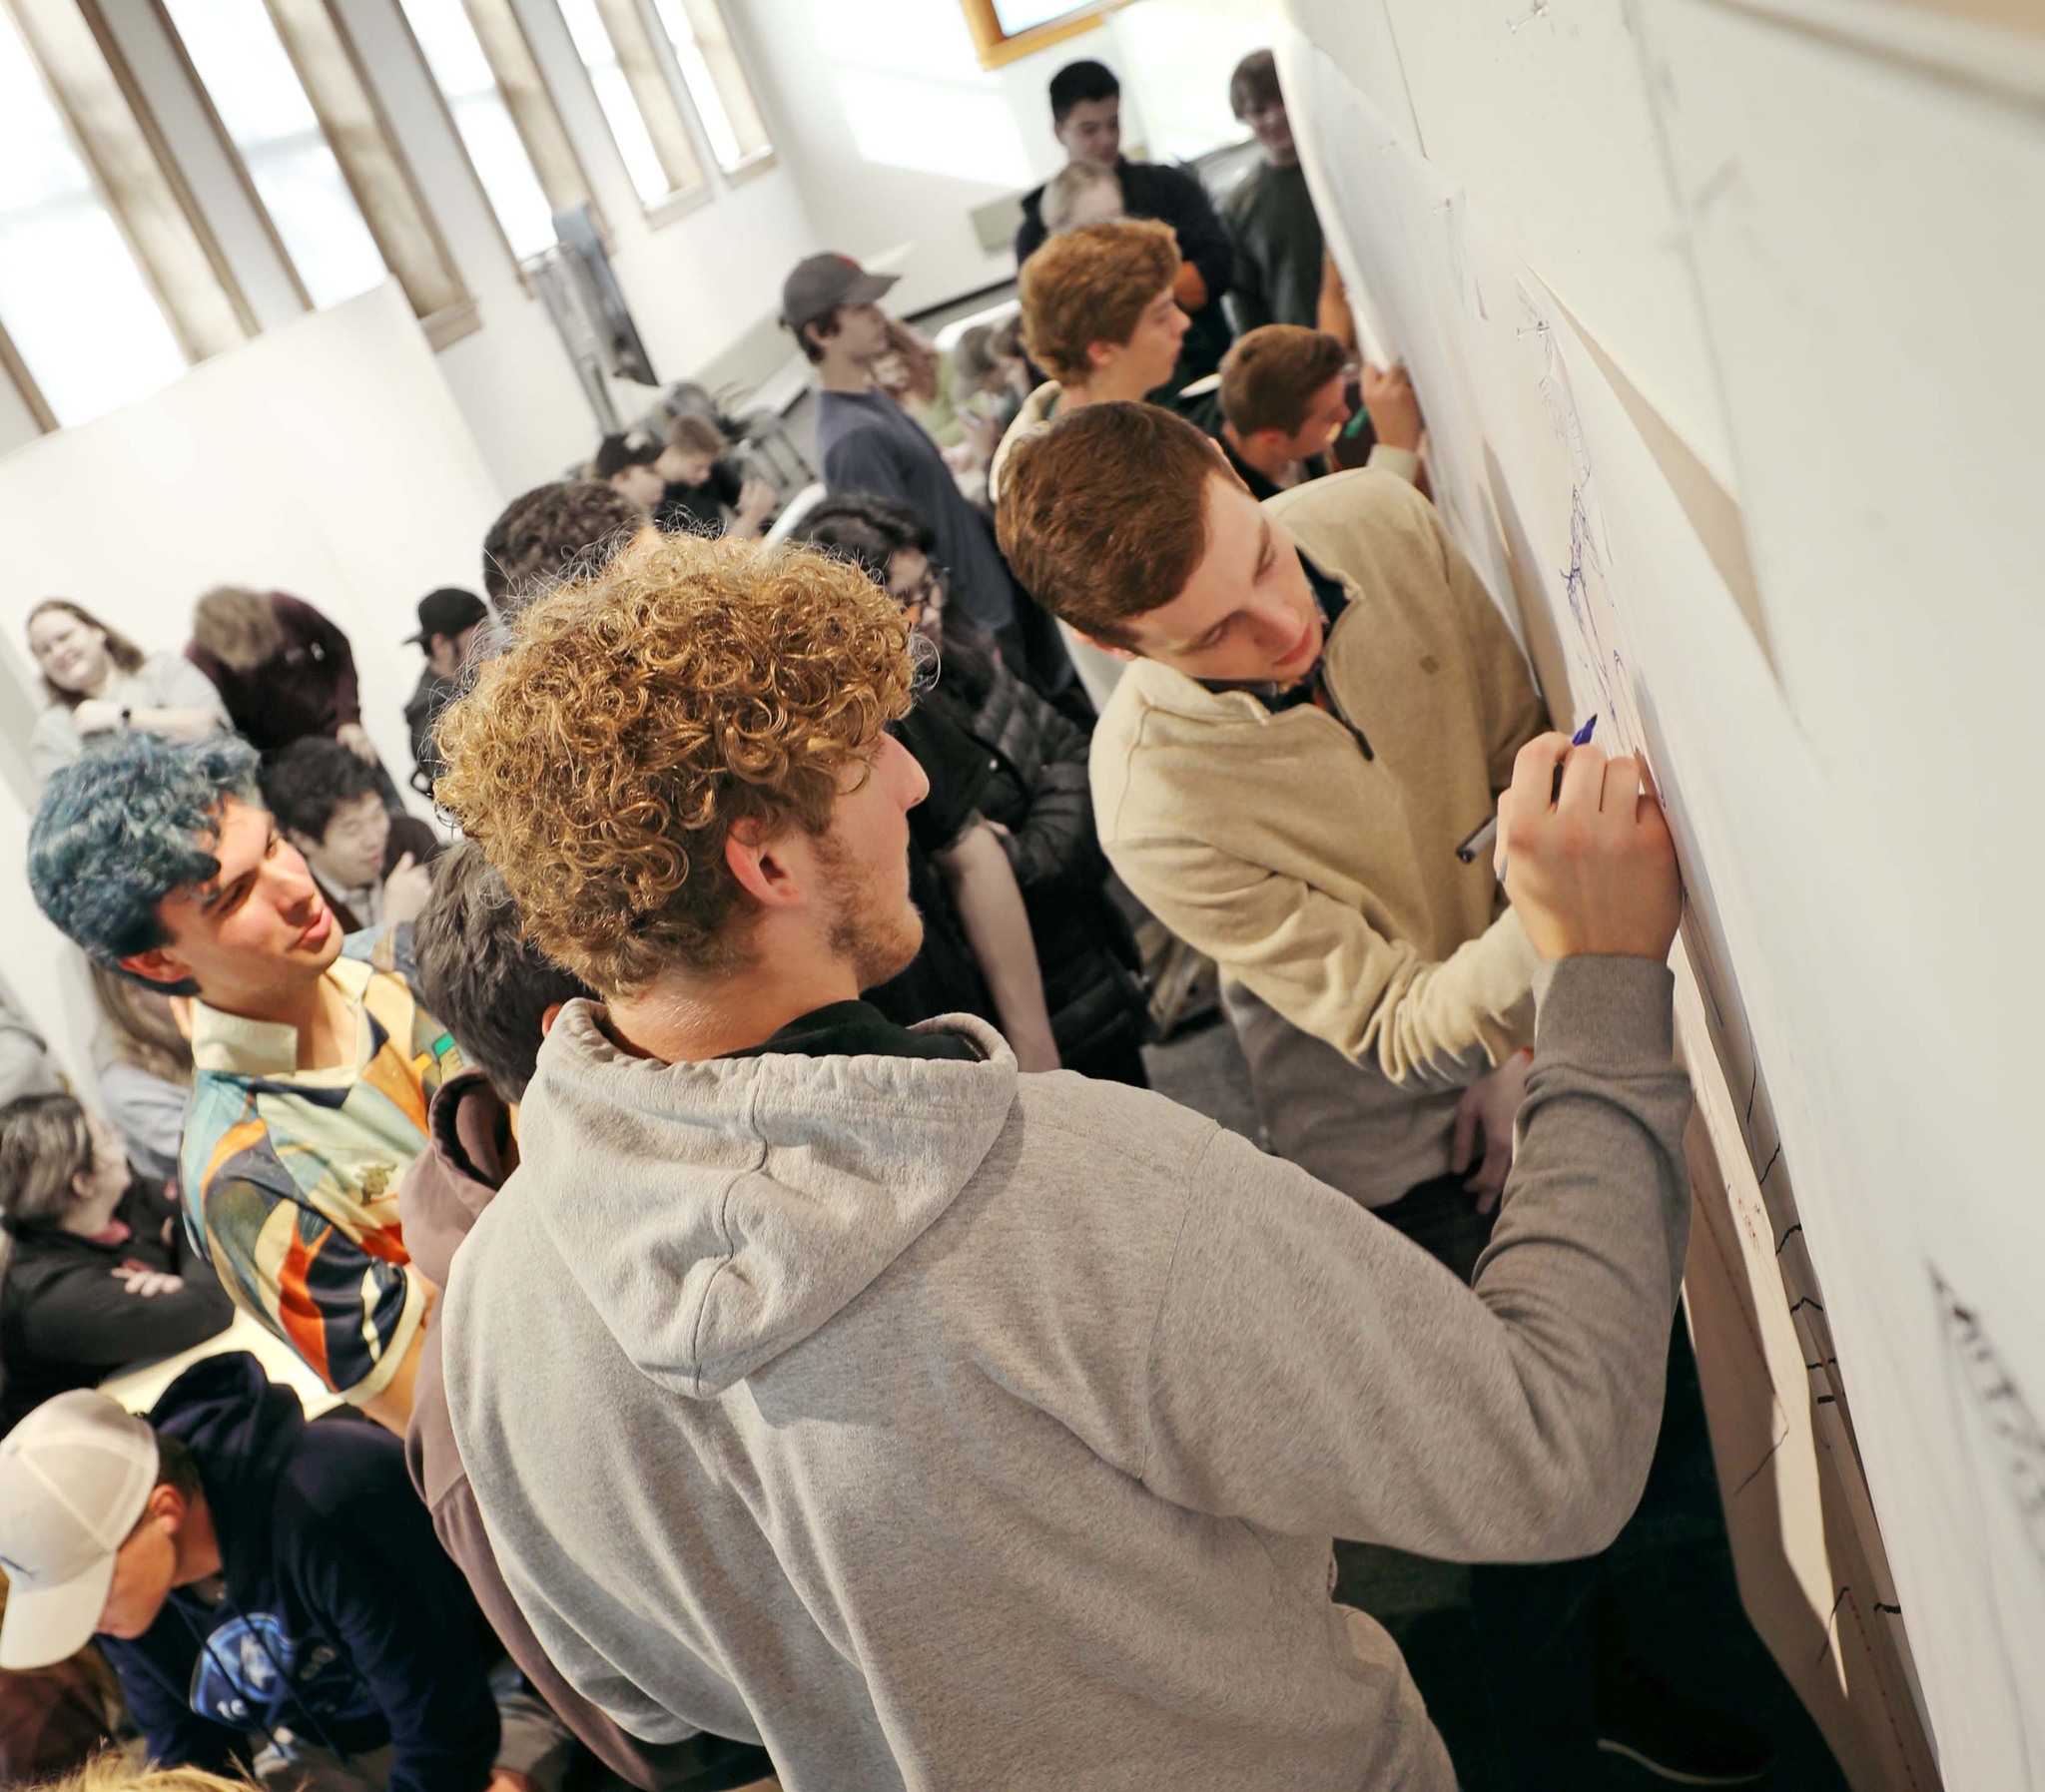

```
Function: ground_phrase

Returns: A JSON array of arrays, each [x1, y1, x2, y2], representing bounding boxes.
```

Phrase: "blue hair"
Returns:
[[28, 732, 262, 985]]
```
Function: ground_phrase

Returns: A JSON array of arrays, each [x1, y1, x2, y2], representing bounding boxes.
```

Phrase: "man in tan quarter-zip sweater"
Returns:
[[999, 398, 1780, 1792], [999, 398, 1551, 1220]]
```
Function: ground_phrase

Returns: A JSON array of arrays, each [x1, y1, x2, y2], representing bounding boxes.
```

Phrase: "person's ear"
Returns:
[[722, 820, 803, 910], [148, 1484, 186, 1536], [539, 1001, 565, 1038], [1086, 337, 1119, 374], [117, 947, 192, 989], [1071, 629, 1139, 664]]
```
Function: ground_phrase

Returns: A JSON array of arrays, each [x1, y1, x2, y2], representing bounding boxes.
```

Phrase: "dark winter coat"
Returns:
[[0, 1178, 232, 1435], [926, 627, 1149, 1075]]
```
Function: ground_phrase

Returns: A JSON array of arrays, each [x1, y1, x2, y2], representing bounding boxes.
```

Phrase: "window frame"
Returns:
[[642, 0, 773, 181], [0, 0, 258, 430], [556, 0, 707, 221], [148, 0, 477, 344], [388, 0, 604, 275], [958, 0, 1126, 70]]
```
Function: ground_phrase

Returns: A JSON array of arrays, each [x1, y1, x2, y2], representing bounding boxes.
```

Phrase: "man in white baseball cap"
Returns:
[[0, 1389, 157, 1672]]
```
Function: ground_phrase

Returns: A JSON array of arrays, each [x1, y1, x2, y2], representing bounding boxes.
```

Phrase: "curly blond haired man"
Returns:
[[429, 530, 1696, 1791]]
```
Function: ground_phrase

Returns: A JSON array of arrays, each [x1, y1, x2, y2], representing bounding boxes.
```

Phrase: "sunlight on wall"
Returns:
[[835, 66, 1033, 186]]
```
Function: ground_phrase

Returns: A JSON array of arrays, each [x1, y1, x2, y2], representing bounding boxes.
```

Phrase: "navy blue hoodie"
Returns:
[[99, 1353, 500, 1790]]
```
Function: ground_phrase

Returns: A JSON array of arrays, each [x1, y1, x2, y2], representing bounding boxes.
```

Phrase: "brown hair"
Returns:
[[90, 960, 192, 1088], [1219, 324, 1350, 438], [479, 480, 646, 619], [663, 412, 725, 458], [190, 588, 285, 673], [1019, 219, 1180, 387], [997, 401, 1221, 644], [1229, 49, 1282, 121], [435, 532, 914, 995], [25, 600, 145, 709]]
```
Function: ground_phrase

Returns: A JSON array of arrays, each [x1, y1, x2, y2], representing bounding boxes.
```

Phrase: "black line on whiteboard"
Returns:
[[1775, 1222, 1801, 1255], [1730, 1433, 1786, 1498]]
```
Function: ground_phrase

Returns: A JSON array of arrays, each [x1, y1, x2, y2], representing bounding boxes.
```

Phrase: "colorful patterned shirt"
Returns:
[[180, 929, 463, 1400]]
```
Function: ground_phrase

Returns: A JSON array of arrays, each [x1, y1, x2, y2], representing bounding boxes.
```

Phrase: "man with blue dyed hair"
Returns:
[[28, 733, 460, 1433]]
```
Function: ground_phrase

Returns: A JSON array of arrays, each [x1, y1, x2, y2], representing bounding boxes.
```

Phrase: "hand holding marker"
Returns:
[[1454, 714, 1598, 876]]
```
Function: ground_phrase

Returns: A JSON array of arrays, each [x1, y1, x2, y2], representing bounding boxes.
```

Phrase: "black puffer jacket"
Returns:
[[924, 625, 1150, 1080]]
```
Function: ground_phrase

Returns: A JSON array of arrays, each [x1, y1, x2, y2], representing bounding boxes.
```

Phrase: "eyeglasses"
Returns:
[[893, 563, 946, 620]]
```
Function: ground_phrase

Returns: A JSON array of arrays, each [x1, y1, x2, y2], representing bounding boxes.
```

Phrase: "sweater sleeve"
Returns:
[[1136, 956, 1692, 1559], [99, 1633, 246, 1771], [293, 1492, 501, 1792], [1104, 824, 1539, 1078]]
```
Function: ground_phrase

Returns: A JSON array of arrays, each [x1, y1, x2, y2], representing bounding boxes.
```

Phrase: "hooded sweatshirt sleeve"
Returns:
[[98, 1631, 247, 1772], [1135, 956, 1692, 1561], [287, 1485, 500, 1792]]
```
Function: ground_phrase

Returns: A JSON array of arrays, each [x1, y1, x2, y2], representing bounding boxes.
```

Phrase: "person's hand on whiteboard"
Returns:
[[1361, 362, 1424, 452], [1497, 735, 1679, 962]]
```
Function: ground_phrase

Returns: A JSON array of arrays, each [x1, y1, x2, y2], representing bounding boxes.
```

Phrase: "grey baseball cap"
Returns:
[[0, 1391, 159, 1670], [781, 253, 899, 334]]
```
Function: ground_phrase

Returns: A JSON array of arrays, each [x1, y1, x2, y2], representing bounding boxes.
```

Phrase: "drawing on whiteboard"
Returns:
[[1936, 1273, 2045, 1566], [1933, 1266, 2045, 1779]]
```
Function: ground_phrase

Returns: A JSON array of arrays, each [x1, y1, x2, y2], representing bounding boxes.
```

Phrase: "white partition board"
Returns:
[[1282, 0, 2045, 1779]]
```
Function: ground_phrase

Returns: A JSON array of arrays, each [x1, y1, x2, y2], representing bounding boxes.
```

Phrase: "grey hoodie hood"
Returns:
[[513, 1001, 1018, 1398]]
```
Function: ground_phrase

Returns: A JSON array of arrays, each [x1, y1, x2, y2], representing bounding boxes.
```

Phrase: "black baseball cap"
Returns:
[[406, 586, 487, 645], [593, 432, 662, 481], [781, 253, 899, 334]]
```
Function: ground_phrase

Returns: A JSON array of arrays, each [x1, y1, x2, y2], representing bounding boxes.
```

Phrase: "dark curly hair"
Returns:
[[435, 530, 916, 995], [28, 731, 262, 990], [259, 737, 380, 843], [479, 480, 646, 619]]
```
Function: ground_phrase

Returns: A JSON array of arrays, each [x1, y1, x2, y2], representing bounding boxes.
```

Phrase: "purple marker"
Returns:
[[1454, 714, 1598, 869]]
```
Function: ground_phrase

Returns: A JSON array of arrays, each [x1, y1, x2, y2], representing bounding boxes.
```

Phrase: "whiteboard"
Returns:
[[1281, 0, 2045, 1782]]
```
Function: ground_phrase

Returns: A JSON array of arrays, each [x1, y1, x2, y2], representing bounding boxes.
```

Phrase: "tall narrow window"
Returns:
[[397, 0, 555, 260], [646, 0, 769, 174], [0, 4, 187, 423], [556, 0, 702, 210], [160, 0, 386, 306]]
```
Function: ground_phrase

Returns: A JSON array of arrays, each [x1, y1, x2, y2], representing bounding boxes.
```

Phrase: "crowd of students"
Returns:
[[0, 43, 1777, 1792]]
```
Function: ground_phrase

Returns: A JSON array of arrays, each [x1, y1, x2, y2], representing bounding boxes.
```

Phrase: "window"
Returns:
[[645, 0, 769, 175], [157, 0, 471, 336], [0, 3, 188, 423], [160, 0, 386, 306], [556, 0, 703, 210], [397, 0, 556, 260], [959, 0, 1121, 69]]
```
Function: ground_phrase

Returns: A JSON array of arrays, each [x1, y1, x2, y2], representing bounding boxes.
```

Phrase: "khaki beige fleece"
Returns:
[[1093, 468, 1551, 1088]]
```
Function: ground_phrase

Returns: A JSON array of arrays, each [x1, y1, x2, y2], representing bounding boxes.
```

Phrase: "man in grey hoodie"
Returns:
[[429, 530, 1692, 1790]]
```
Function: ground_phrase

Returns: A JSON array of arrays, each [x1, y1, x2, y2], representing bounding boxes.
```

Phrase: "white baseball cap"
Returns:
[[0, 1392, 159, 1669]]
